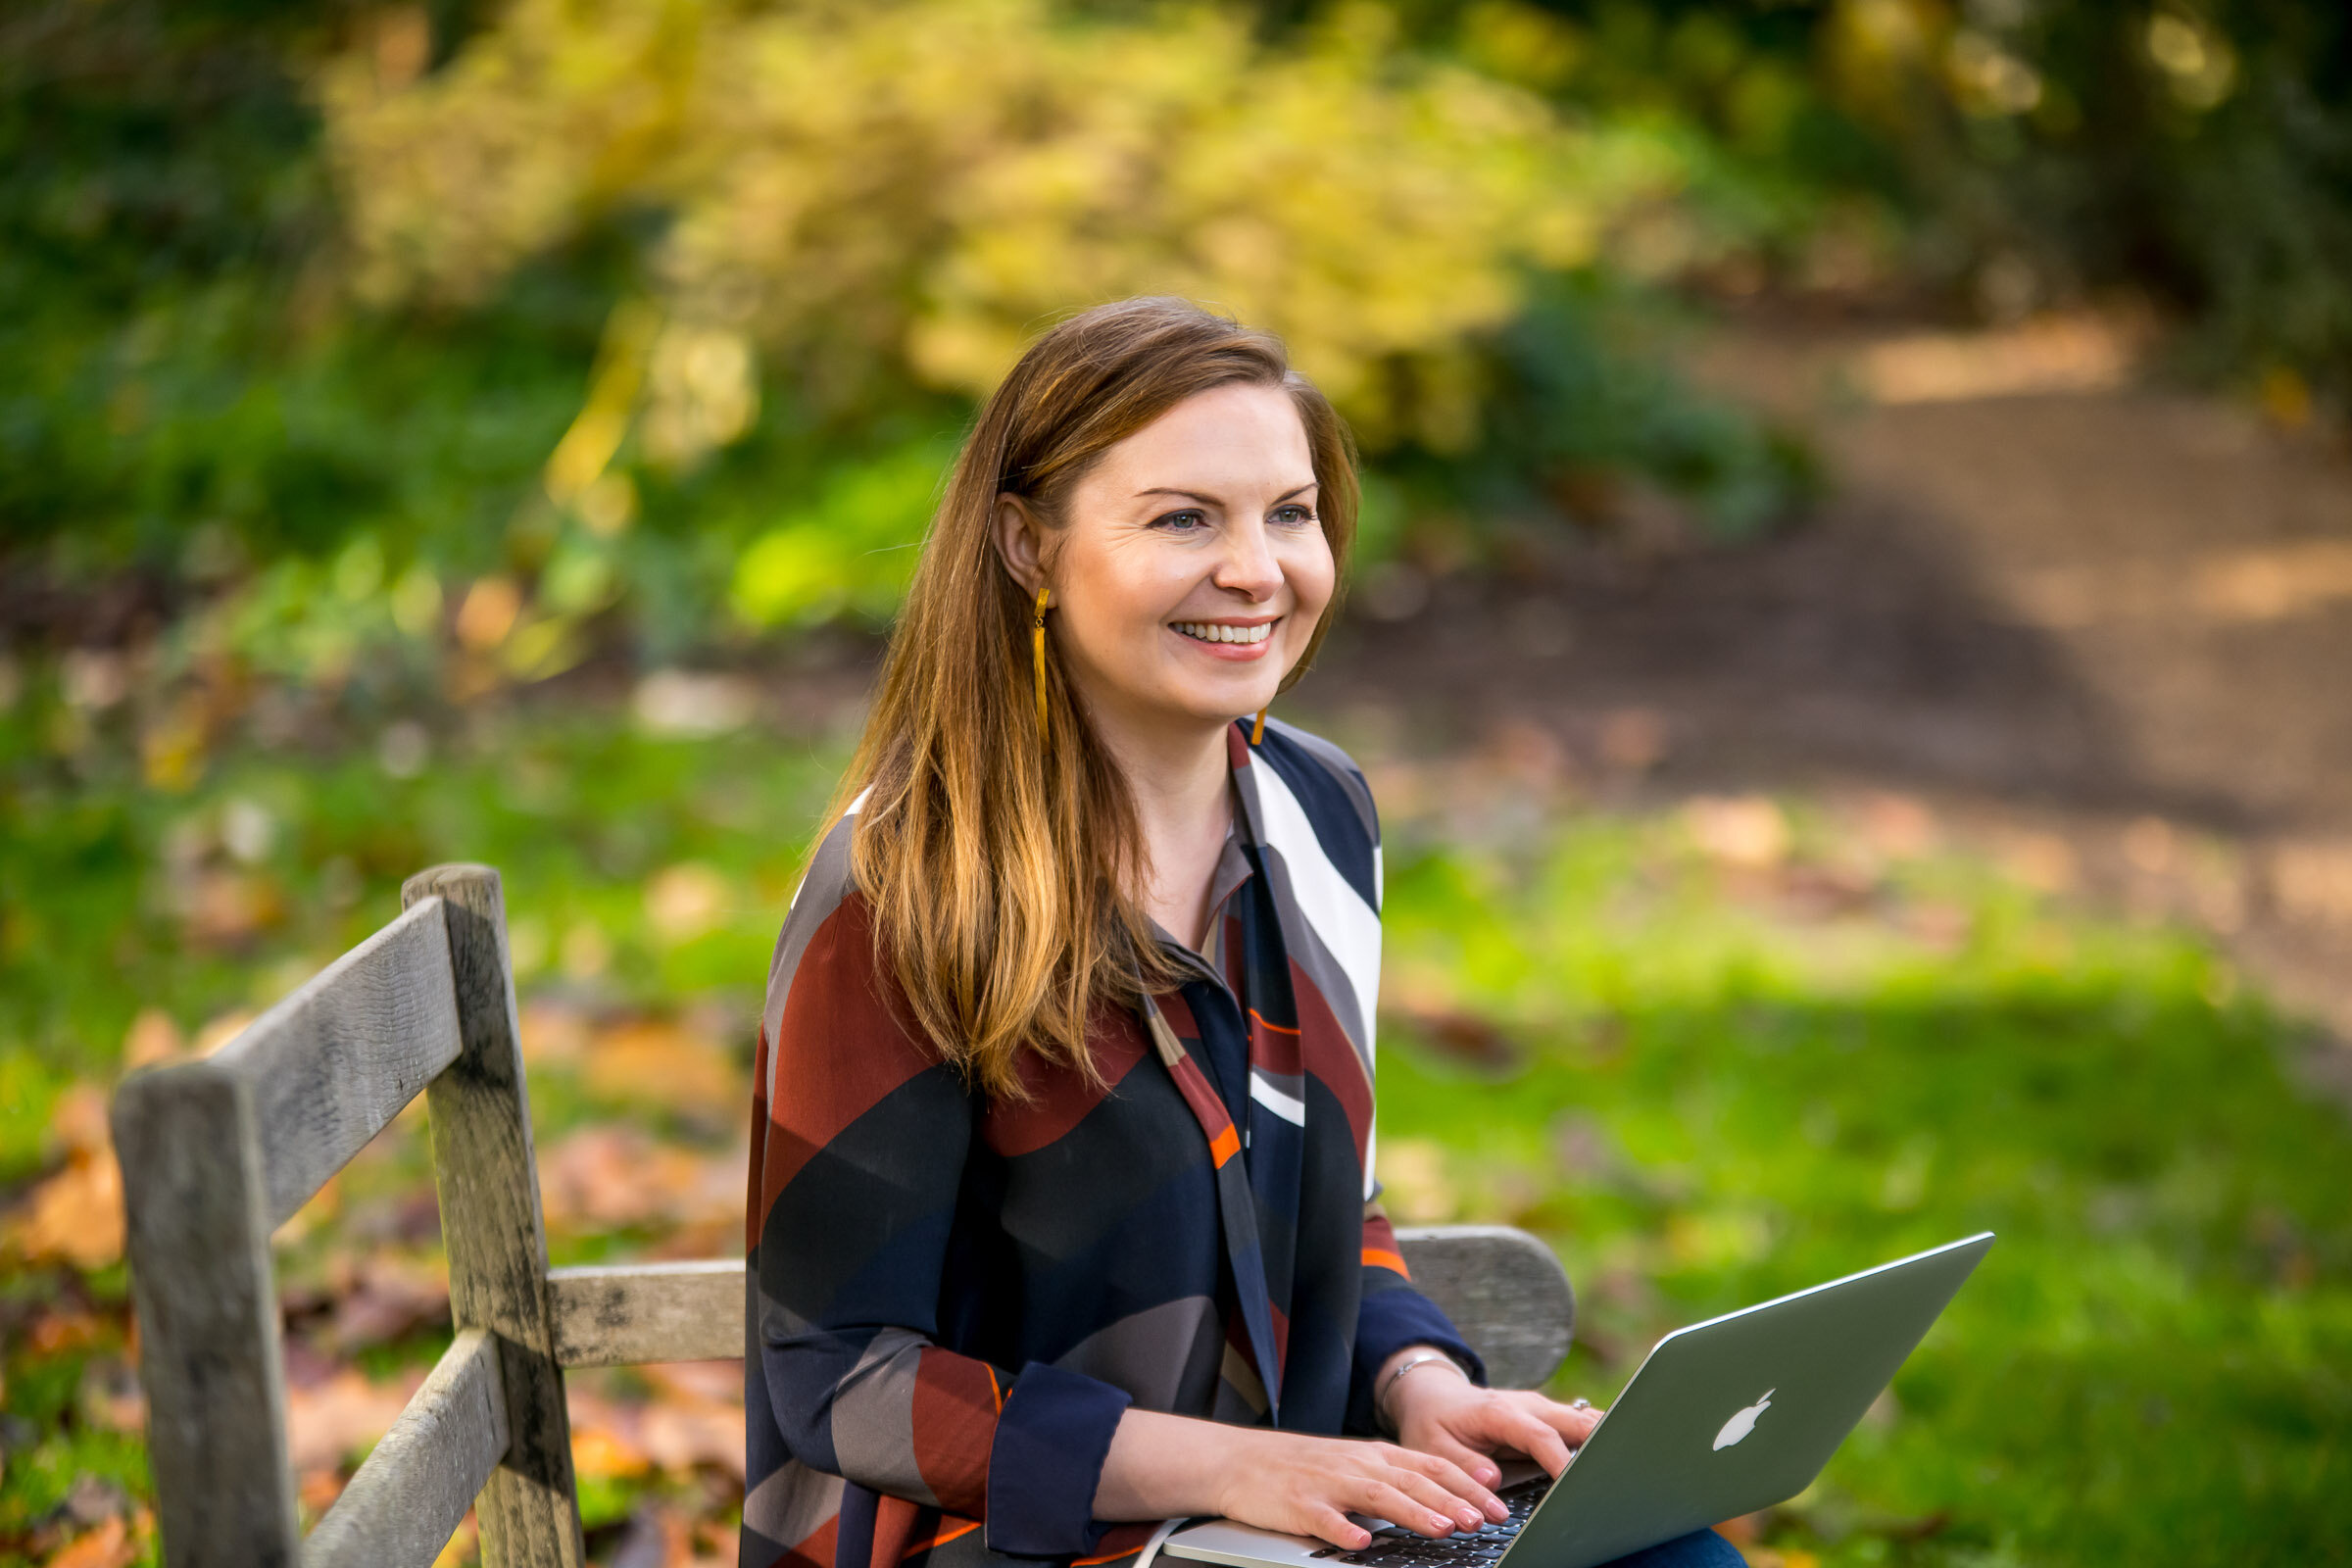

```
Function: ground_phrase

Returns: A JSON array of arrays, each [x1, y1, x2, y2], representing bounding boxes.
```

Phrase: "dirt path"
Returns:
[[1305, 306, 2352, 1046]]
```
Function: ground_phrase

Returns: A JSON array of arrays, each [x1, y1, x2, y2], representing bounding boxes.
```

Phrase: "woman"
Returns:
[[744, 299, 1739, 1568]]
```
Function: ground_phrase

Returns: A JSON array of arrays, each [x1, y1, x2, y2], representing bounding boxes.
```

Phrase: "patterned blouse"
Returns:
[[743, 719, 1485, 1568]]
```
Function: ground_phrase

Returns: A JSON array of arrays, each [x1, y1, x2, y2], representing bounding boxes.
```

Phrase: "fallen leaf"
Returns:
[[645, 864, 734, 946], [284, 1367, 423, 1473], [540, 1125, 744, 1234], [47, 1084, 111, 1157], [585, 1017, 739, 1113], [45, 1516, 134, 1568], [518, 999, 592, 1066], [121, 1008, 185, 1072], [193, 1009, 258, 1056], [10, 1151, 123, 1270], [319, 1254, 450, 1352], [1686, 797, 1788, 869], [77, 1356, 145, 1433]]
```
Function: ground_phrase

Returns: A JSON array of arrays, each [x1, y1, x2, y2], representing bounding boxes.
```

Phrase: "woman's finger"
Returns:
[[1306, 1506, 1372, 1551], [1359, 1476, 1463, 1538], [1396, 1445, 1501, 1518], [1484, 1406, 1573, 1476], [1513, 1393, 1602, 1446], [1418, 1435, 1509, 1520], [1374, 1462, 1483, 1534]]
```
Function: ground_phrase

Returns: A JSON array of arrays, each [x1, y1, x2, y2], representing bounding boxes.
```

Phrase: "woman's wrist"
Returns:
[[1374, 1345, 1470, 1433]]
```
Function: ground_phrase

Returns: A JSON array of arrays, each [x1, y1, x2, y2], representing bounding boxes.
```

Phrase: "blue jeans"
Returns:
[[1598, 1531, 1746, 1568]]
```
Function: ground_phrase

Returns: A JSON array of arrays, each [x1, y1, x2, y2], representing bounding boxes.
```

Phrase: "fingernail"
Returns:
[[1477, 1466, 1498, 1486], [1430, 1513, 1450, 1533]]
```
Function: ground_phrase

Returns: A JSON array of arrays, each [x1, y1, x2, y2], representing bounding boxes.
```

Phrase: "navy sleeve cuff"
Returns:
[[1349, 1286, 1488, 1435], [984, 1359, 1135, 1557]]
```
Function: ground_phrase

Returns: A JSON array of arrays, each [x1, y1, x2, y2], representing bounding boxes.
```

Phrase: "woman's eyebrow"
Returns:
[[1132, 483, 1318, 504]]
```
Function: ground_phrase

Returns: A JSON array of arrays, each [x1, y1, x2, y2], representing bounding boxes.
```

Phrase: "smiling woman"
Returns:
[[741, 299, 1738, 1568]]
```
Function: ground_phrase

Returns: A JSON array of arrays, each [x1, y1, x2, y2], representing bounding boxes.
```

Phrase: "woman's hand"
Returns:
[[1207, 1428, 1507, 1550], [1380, 1354, 1603, 1482], [1093, 1409, 1504, 1551]]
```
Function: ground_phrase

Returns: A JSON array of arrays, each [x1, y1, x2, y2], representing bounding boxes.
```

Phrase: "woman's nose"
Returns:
[[1214, 519, 1285, 600]]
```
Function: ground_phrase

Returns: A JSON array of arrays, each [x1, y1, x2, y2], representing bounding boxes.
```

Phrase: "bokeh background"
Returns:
[[5, 1, 2351, 1564]]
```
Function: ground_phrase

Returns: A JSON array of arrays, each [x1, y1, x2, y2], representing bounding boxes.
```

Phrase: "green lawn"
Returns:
[[3, 702, 2348, 1564]]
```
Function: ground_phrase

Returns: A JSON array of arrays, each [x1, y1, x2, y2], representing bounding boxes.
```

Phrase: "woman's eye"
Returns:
[[1152, 509, 1209, 532], [1271, 505, 1318, 526]]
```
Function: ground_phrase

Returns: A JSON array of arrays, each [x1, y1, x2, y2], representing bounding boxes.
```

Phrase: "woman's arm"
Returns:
[[753, 897, 1135, 1558]]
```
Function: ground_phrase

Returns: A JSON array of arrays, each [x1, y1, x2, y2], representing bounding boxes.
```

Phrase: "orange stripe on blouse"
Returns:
[[1248, 1007, 1301, 1036], [1209, 1123, 1242, 1167], [1362, 1247, 1410, 1278], [911, 1518, 983, 1554]]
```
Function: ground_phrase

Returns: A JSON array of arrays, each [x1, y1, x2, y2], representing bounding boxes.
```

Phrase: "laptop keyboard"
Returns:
[[1312, 1477, 1552, 1566]]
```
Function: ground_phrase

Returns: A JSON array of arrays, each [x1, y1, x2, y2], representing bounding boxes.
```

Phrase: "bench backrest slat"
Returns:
[[548, 1231, 1575, 1387], [302, 1329, 509, 1568], [208, 897, 463, 1230]]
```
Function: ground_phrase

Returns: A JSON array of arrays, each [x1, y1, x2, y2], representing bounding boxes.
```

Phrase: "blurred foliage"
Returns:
[[0, 0, 1813, 706]]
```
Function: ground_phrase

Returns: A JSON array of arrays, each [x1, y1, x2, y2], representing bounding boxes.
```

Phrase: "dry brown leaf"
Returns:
[[1685, 797, 1789, 869], [585, 1017, 739, 1112], [318, 1254, 450, 1352], [44, 1516, 135, 1568], [11, 1151, 124, 1270], [645, 863, 733, 945], [284, 1367, 424, 1473], [121, 1007, 186, 1072], [539, 1125, 744, 1234], [48, 1084, 111, 1156], [569, 1385, 745, 1482], [193, 1008, 259, 1055], [518, 999, 592, 1066]]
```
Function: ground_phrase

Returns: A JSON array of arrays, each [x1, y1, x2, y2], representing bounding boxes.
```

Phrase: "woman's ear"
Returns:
[[992, 493, 1047, 596]]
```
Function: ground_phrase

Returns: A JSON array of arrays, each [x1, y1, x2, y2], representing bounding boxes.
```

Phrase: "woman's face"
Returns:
[[1001, 382, 1338, 741]]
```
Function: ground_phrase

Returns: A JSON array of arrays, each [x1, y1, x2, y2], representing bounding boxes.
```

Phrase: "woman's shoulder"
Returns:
[[759, 804, 883, 1039]]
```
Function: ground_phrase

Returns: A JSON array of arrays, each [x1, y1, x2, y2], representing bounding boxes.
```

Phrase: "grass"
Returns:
[[3, 699, 2349, 1564]]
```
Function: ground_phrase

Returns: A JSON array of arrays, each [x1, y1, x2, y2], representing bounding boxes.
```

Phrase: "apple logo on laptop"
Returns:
[[1712, 1390, 1774, 1450]]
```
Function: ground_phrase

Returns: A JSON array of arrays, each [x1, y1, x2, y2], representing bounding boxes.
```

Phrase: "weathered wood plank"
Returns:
[[1396, 1225, 1576, 1390], [206, 897, 462, 1230], [113, 1062, 301, 1568], [549, 1259, 747, 1368], [403, 865, 584, 1568], [304, 1329, 510, 1568], [541, 1229, 1572, 1386]]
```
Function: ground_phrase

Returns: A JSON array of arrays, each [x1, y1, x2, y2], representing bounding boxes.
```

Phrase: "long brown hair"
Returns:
[[822, 297, 1358, 1099]]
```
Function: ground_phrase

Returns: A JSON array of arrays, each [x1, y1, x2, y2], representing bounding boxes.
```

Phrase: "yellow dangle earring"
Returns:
[[1251, 706, 1267, 745], [1032, 586, 1053, 742]]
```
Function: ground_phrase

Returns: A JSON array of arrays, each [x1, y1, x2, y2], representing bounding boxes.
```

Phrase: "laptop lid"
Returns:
[[1509, 1232, 1994, 1568]]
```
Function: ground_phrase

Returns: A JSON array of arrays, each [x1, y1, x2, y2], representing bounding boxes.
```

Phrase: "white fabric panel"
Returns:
[[1249, 759, 1383, 1061], [1250, 1071, 1308, 1127]]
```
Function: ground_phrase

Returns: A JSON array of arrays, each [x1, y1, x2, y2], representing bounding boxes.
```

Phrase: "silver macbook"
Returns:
[[1164, 1233, 1994, 1568]]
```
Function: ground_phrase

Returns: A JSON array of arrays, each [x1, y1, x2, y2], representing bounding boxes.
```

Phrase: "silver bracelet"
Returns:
[[1376, 1348, 1468, 1431]]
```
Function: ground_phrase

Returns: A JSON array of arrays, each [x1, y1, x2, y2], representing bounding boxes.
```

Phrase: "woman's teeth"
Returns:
[[1173, 620, 1273, 645]]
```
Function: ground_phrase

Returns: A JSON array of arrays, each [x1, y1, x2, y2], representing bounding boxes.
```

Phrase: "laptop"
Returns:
[[1163, 1233, 1994, 1568]]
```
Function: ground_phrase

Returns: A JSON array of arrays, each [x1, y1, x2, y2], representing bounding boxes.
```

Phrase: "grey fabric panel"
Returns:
[[1262, 717, 1379, 849], [828, 1326, 944, 1508], [743, 1462, 845, 1554], [1052, 1294, 1223, 1415], [762, 811, 859, 1103]]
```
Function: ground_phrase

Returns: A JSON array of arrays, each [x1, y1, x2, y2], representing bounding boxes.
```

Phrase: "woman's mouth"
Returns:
[[1171, 620, 1274, 646]]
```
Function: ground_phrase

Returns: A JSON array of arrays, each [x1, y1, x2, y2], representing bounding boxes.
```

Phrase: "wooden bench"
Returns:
[[113, 863, 1577, 1568]]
